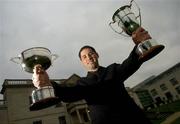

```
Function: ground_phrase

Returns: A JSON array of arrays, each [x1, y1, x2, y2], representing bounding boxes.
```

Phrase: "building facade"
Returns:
[[132, 62, 180, 108]]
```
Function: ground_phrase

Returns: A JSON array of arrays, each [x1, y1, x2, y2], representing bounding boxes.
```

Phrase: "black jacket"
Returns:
[[51, 47, 152, 124]]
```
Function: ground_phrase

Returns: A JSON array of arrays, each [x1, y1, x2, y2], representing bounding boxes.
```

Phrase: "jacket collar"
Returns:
[[87, 66, 106, 80]]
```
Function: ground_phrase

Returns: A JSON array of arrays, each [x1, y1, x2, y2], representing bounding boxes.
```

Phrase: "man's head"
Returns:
[[78, 45, 99, 72]]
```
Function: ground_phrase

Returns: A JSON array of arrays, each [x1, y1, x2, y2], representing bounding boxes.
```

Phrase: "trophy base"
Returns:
[[29, 86, 60, 111], [139, 45, 164, 62], [136, 39, 165, 62], [30, 97, 60, 111]]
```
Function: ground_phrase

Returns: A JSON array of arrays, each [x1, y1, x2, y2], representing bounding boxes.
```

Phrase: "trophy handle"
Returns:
[[130, 0, 142, 26], [10, 57, 21, 64], [109, 21, 130, 37], [51, 54, 59, 62]]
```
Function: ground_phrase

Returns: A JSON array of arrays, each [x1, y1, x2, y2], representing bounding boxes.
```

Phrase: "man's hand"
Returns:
[[132, 27, 152, 45], [32, 64, 51, 89]]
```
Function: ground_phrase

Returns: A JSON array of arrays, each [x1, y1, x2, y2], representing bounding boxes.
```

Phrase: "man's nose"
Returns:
[[87, 54, 93, 60]]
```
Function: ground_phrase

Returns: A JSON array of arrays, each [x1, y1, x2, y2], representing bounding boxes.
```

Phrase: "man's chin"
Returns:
[[87, 67, 98, 72]]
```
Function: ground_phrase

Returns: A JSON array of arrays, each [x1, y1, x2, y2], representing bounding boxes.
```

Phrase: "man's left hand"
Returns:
[[132, 27, 152, 45]]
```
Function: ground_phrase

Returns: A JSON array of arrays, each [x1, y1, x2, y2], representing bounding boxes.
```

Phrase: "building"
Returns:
[[0, 100, 8, 124], [0, 74, 91, 124], [132, 62, 180, 108], [126, 87, 154, 110]]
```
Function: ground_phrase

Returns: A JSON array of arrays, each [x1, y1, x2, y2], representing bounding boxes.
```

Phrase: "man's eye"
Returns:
[[82, 56, 87, 59], [89, 52, 94, 56]]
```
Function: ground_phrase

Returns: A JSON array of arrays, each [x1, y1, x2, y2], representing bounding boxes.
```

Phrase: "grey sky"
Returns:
[[0, 0, 180, 98]]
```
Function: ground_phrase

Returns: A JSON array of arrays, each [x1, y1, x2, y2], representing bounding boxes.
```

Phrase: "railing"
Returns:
[[4, 80, 32, 85], [4, 79, 64, 85]]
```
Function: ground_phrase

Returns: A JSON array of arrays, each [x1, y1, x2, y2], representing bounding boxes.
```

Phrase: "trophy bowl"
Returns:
[[109, 0, 165, 62], [12, 47, 56, 73], [11, 47, 60, 111]]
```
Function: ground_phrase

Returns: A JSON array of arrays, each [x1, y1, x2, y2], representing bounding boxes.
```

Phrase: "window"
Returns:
[[170, 78, 179, 86], [33, 120, 42, 124], [160, 84, 168, 91], [150, 89, 158, 96], [175, 86, 180, 94], [59, 116, 66, 124]]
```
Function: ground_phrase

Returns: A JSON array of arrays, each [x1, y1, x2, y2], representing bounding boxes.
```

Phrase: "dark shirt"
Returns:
[[51, 47, 152, 124]]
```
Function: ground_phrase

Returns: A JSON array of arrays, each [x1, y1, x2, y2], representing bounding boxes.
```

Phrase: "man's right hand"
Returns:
[[32, 64, 51, 89]]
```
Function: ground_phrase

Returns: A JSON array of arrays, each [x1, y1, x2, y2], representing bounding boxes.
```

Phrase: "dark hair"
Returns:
[[78, 45, 97, 59]]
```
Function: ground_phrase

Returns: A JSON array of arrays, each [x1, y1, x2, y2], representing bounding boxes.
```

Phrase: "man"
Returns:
[[32, 27, 152, 124]]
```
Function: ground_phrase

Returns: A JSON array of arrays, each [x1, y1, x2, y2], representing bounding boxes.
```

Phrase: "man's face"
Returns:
[[80, 48, 99, 71]]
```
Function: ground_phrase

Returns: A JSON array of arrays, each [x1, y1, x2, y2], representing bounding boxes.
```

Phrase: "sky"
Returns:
[[0, 0, 180, 99]]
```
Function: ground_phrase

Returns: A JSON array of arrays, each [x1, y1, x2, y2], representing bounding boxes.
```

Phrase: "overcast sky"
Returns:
[[0, 0, 180, 98]]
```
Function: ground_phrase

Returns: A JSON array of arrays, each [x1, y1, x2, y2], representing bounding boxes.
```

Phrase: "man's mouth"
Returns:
[[88, 61, 95, 65]]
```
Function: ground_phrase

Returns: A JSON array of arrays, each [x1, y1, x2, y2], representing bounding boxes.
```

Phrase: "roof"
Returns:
[[0, 74, 81, 94]]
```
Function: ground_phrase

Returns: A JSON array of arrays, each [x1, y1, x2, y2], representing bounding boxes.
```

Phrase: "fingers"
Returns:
[[132, 27, 145, 36], [32, 64, 51, 88], [33, 64, 44, 74], [132, 27, 152, 44], [32, 73, 51, 88], [135, 27, 145, 33]]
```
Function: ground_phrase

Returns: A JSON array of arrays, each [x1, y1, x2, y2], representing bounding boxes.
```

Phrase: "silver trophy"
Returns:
[[109, 0, 164, 61], [11, 47, 59, 111]]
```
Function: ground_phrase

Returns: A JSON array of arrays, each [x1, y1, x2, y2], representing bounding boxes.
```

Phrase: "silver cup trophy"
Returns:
[[11, 47, 59, 111], [109, 0, 164, 61]]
